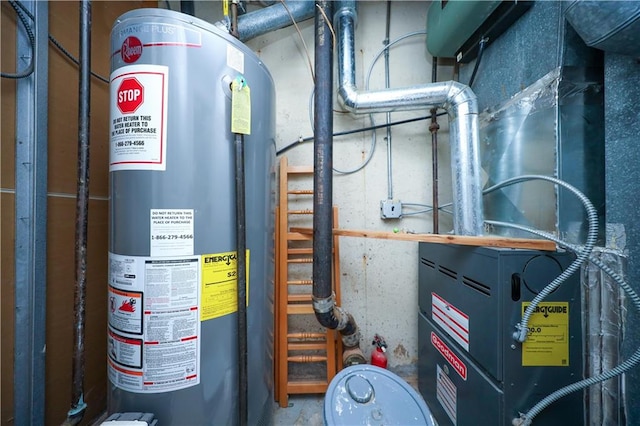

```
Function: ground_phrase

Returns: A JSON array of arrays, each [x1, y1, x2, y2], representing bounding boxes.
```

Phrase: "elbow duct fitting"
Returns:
[[215, 0, 316, 42], [335, 0, 484, 236]]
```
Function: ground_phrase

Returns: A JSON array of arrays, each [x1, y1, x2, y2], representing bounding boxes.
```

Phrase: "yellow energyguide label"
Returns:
[[521, 301, 569, 366], [201, 250, 250, 321]]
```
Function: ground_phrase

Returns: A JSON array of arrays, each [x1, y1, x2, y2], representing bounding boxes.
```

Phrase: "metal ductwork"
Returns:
[[565, 0, 640, 57], [335, 0, 484, 236]]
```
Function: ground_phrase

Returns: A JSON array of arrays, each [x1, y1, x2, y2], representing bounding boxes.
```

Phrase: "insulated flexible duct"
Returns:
[[216, 0, 316, 42]]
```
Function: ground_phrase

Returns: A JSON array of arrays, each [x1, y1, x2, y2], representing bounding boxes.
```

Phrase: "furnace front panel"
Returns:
[[417, 243, 584, 425]]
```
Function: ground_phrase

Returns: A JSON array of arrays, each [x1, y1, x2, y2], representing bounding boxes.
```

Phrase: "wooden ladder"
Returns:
[[274, 156, 343, 407]]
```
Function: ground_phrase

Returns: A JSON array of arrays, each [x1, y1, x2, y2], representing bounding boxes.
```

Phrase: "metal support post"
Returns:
[[13, 1, 48, 424]]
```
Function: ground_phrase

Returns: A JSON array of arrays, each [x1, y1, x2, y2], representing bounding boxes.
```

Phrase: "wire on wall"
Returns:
[[1, 0, 35, 79], [3, 0, 110, 83]]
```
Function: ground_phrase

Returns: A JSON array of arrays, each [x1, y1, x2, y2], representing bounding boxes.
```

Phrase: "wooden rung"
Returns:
[[277, 158, 341, 406], [288, 332, 326, 340], [287, 232, 313, 241], [286, 166, 314, 174], [287, 280, 313, 285], [287, 304, 314, 314], [288, 294, 312, 303], [288, 257, 313, 264], [287, 248, 313, 255], [287, 342, 327, 351], [287, 381, 328, 394], [288, 355, 328, 363]]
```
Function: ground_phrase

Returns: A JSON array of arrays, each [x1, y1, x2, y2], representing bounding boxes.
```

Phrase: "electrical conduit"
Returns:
[[484, 221, 637, 426], [482, 175, 599, 343], [482, 175, 615, 425]]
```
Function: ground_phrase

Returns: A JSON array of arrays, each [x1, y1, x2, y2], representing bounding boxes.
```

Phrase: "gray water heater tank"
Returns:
[[108, 8, 275, 425]]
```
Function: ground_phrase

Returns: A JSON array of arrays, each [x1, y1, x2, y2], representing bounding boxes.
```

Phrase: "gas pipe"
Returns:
[[371, 334, 388, 368]]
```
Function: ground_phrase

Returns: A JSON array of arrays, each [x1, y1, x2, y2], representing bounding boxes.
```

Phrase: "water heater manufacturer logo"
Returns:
[[431, 332, 467, 380], [121, 36, 143, 63]]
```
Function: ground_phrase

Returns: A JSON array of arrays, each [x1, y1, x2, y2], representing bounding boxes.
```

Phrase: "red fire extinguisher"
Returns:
[[371, 334, 388, 368]]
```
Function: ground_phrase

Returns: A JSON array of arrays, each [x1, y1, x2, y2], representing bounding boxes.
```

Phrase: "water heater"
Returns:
[[108, 9, 275, 425]]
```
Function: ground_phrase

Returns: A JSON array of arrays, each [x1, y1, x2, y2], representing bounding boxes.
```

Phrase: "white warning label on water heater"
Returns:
[[108, 253, 201, 393], [109, 64, 168, 172], [150, 209, 194, 256]]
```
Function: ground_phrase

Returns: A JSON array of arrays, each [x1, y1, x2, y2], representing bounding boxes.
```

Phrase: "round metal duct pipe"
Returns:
[[565, 0, 640, 57]]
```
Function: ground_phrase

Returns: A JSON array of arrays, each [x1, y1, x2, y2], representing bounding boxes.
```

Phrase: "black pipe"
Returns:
[[230, 0, 240, 39], [430, 57, 439, 234], [180, 0, 195, 16], [66, 1, 91, 424], [234, 133, 248, 426], [312, 0, 364, 365], [468, 37, 488, 88], [229, 18, 247, 426], [312, 0, 334, 303], [276, 112, 447, 156]]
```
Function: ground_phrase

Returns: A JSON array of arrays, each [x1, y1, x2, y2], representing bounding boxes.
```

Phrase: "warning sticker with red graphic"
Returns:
[[107, 253, 201, 393], [108, 286, 143, 335], [110, 64, 168, 172], [108, 328, 143, 369]]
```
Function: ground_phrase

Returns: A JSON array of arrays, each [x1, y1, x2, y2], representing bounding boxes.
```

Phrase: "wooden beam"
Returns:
[[290, 227, 556, 251]]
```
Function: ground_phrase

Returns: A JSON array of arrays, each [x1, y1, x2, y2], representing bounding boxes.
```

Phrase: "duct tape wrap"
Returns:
[[312, 295, 335, 314], [582, 247, 626, 425], [479, 66, 605, 245]]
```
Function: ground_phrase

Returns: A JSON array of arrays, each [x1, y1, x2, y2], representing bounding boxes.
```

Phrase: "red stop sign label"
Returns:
[[117, 78, 144, 114]]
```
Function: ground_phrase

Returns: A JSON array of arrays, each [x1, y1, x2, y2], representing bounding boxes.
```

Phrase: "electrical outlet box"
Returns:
[[380, 200, 402, 219]]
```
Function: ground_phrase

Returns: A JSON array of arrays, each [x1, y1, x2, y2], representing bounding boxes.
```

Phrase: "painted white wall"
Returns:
[[180, 1, 456, 370]]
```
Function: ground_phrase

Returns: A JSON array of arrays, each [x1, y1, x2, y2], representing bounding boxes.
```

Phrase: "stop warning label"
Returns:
[[110, 64, 168, 172], [521, 301, 569, 367]]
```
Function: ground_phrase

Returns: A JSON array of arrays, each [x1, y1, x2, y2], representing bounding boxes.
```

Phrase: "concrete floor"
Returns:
[[272, 395, 325, 426]]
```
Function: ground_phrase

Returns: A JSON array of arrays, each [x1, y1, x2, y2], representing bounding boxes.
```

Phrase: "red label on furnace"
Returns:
[[431, 332, 467, 380]]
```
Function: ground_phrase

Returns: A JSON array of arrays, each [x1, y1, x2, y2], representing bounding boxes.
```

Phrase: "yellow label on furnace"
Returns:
[[200, 250, 250, 321], [521, 302, 569, 366]]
